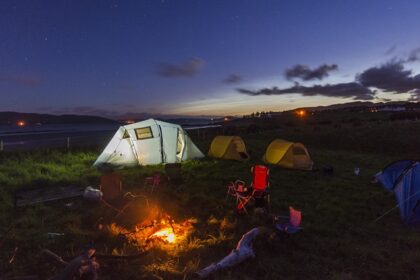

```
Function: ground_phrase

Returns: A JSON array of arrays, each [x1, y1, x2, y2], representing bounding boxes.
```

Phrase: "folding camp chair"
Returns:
[[250, 165, 270, 211], [144, 172, 161, 193], [274, 206, 302, 234], [227, 180, 253, 214], [227, 165, 270, 214], [99, 172, 123, 202]]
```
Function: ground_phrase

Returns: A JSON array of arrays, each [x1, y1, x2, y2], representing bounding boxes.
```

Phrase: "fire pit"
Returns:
[[108, 214, 196, 252]]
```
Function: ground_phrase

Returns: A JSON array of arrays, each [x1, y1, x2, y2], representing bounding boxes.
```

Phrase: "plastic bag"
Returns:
[[83, 186, 103, 201]]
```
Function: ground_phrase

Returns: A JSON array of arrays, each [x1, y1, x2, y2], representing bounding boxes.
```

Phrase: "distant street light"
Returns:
[[17, 120, 26, 127], [296, 110, 306, 117]]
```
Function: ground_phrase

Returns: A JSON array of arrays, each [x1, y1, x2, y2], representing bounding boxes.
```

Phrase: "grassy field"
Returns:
[[0, 120, 420, 279]]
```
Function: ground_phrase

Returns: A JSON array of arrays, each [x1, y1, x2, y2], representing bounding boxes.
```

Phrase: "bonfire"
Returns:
[[108, 213, 196, 252]]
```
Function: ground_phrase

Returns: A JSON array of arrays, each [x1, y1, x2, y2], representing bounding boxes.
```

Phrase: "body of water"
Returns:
[[0, 123, 119, 151], [0, 122, 219, 151]]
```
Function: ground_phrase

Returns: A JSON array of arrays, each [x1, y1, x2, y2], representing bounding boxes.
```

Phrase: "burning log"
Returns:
[[196, 227, 262, 278], [108, 214, 195, 250]]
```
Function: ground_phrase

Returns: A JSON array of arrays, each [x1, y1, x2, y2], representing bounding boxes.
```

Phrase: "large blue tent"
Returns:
[[375, 160, 420, 225]]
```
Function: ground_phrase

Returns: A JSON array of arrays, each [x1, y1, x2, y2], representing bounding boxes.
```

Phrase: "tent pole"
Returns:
[[158, 125, 164, 163], [371, 205, 400, 224], [371, 189, 420, 224]]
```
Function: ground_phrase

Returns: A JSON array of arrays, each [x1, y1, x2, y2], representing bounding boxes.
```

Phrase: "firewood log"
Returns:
[[196, 227, 262, 278]]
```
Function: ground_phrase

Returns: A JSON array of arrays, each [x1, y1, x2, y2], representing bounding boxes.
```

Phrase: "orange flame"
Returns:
[[151, 228, 176, 243]]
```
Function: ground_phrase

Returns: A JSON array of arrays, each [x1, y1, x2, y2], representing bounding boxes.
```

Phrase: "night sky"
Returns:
[[1, 0, 420, 118]]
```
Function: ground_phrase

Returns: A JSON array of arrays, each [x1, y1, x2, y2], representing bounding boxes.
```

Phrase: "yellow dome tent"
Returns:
[[263, 139, 313, 170], [208, 136, 249, 161]]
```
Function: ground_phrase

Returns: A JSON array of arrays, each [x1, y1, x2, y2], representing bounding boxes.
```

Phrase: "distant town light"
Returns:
[[17, 120, 26, 127], [296, 110, 306, 117], [224, 117, 229, 121], [125, 120, 135, 124]]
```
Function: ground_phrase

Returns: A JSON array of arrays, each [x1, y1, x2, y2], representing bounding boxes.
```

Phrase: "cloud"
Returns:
[[223, 74, 243, 84], [408, 93, 420, 102], [0, 75, 41, 86], [237, 47, 420, 103], [285, 64, 338, 81], [157, 57, 205, 78], [357, 61, 420, 93], [238, 82, 375, 100], [407, 47, 420, 62], [385, 45, 397, 56], [375, 97, 392, 102]]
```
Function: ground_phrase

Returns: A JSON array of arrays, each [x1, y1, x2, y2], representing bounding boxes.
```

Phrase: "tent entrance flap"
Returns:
[[176, 128, 185, 162]]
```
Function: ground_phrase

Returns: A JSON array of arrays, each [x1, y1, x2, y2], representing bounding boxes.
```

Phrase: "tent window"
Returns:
[[293, 147, 306, 155], [122, 130, 130, 139], [135, 127, 153, 140]]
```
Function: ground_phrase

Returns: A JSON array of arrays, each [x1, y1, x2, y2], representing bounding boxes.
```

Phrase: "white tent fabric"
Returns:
[[94, 119, 204, 167]]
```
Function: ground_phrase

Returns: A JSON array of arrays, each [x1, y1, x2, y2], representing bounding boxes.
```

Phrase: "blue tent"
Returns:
[[375, 160, 420, 225]]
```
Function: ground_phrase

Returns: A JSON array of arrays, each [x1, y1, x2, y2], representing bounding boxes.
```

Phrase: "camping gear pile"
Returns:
[[274, 206, 303, 234]]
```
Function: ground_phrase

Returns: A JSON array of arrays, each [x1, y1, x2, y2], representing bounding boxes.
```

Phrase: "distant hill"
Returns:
[[0, 112, 118, 125], [294, 101, 418, 112], [116, 112, 219, 122]]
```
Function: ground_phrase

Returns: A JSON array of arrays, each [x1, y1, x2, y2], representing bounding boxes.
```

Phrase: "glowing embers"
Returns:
[[109, 215, 196, 250], [150, 227, 176, 243], [142, 217, 195, 247]]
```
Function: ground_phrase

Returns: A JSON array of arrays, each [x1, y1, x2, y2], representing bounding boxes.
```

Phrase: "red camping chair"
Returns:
[[250, 165, 270, 210], [227, 165, 270, 214]]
